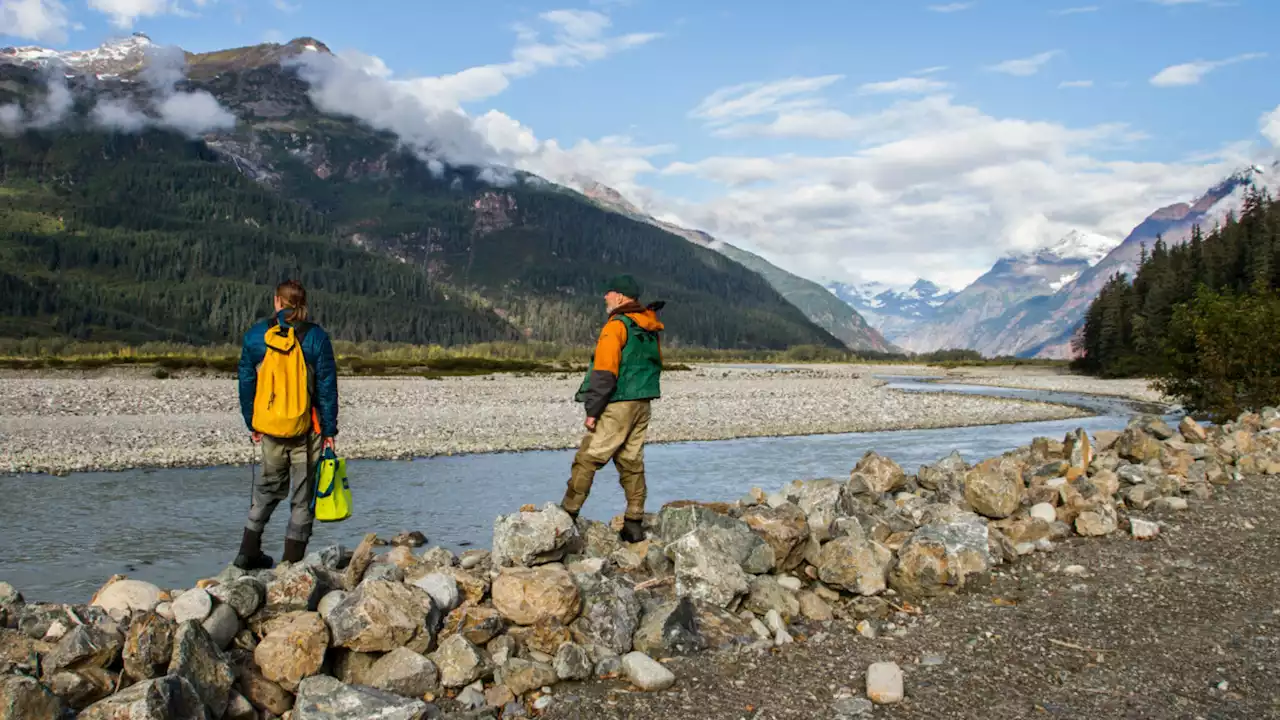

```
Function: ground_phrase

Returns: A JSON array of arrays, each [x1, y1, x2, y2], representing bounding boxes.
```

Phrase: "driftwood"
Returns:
[[342, 533, 378, 591]]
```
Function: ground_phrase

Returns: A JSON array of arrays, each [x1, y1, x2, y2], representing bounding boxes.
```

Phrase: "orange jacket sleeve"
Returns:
[[592, 319, 626, 376]]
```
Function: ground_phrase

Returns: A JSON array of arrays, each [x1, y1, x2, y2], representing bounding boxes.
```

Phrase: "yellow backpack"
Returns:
[[312, 449, 352, 522], [251, 322, 313, 439]]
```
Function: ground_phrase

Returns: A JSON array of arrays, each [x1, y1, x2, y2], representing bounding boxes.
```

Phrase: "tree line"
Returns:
[[1073, 187, 1280, 420]]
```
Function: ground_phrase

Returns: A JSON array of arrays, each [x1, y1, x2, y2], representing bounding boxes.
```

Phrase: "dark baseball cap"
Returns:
[[600, 274, 642, 299]]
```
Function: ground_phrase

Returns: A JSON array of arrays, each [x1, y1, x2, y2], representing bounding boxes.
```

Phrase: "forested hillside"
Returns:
[[0, 47, 843, 350], [1073, 189, 1280, 419]]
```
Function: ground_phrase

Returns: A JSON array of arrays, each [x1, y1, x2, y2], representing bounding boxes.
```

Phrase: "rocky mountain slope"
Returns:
[[577, 181, 894, 352], [893, 230, 1119, 354], [825, 280, 957, 345], [0, 36, 843, 350]]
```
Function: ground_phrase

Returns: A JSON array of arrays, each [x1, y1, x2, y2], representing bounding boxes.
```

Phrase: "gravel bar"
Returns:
[[0, 364, 1104, 475]]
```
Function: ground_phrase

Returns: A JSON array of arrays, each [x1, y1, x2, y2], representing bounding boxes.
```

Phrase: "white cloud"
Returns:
[[89, 43, 239, 137], [1262, 105, 1280, 148], [988, 50, 1062, 76], [690, 75, 843, 130], [928, 2, 975, 12], [1052, 5, 1099, 14], [859, 76, 950, 95], [87, 0, 171, 28], [0, 0, 69, 43], [273, 0, 300, 11], [0, 73, 72, 135], [1149, 52, 1266, 87], [1059, 80, 1094, 88]]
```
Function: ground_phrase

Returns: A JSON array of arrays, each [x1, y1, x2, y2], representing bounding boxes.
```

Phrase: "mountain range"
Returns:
[[826, 165, 1279, 358], [0, 35, 867, 351]]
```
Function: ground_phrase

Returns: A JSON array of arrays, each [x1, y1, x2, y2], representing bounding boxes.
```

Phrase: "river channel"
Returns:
[[0, 376, 1170, 603]]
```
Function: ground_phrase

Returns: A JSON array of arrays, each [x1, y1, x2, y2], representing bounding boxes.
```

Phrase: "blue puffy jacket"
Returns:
[[237, 311, 339, 438]]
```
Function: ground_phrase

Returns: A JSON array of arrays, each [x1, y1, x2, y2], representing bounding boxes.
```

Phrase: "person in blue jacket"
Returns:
[[235, 280, 339, 569]]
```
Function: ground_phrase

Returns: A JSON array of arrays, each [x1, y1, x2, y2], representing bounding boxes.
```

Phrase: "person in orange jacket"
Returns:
[[561, 275, 665, 543]]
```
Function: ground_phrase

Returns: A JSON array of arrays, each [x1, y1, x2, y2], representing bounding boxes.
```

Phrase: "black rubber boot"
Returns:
[[282, 538, 308, 565], [619, 518, 645, 544], [233, 529, 274, 571]]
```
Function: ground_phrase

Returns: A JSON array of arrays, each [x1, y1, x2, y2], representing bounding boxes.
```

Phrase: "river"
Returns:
[[0, 376, 1170, 603]]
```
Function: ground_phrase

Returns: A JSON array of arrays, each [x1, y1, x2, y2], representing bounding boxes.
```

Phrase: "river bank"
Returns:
[[0, 364, 1117, 476]]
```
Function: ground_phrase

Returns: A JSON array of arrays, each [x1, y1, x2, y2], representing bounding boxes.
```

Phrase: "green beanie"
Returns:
[[601, 274, 642, 300]]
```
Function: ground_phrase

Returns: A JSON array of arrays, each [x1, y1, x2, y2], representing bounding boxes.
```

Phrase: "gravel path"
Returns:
[[543, 475, 1280, 720], [0, 364, 1114, 475]]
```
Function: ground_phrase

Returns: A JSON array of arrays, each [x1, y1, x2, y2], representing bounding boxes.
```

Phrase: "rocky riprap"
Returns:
[[3, 409, 1278, 719]]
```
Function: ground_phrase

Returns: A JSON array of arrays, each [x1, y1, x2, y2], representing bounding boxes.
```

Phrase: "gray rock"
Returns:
[[123, 613, 175, 680], [833, 696, 875, 718], [459, 550, 490, 570], [171, 589, 214, 625], [293, 675, 431, 720], [429, 634, 492, 688], [46, 667, 115, 711], [793, 479, 844, 542], [368, 647, 441, 698], [409, 573, 461, 614], [621, 652, 675, 691], [666, 530, 751, 608], [78, 675, 205, 720], [848, 451, 907, 495], [1130, 518, 1160, 540], [456, 683, 486, 710], [0, 582, 21, 606], [317, 590, 347, 620], [657, 505, 773, 574], [1132, 414, 1176, 441], [363, 563, 406, 584], [575, 518, 624, 559], [42, 624, 123, 677], [749, 618, 770, 640], [595, 655, 623, 678], [327, 580, 436, 653], [866, 661, 904, 704], [816, 535, 893, 596], [569, 573, 641, 656], [202, 603, 240, 651], [553, 642, 593, 681], [0, 674, 66, 720], [225, 690, 257, 720], [645, 544, 673, 577], [492, 503, 579, 567], [499, 657, 558, 696], [170, 621, 234, 719], [419, 546, 459, 570], [743, 575, 800, 621], [964, 461, 1024, 519], [890, 513, 991, 598], [631, 597, 754, 659], [1075, 502, 1119, 537], [208, 578, 264, 620], [265, 564, 323, 612]]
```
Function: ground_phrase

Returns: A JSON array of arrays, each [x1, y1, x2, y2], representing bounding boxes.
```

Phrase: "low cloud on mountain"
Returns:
[[0, 72, 72, 135], [89, 43, 236, 137]]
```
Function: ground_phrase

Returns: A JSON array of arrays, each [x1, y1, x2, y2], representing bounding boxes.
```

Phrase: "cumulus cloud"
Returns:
[[89, 43, 238, 137], [0, 73, 73, 136], [288, 8, 659, 172], [87, 0, 171, 28], [0, 0, 69, 43], [1262, 105, 1280, 148], [1149, 52, 1266, 87], [988, 50, 1062, 76]]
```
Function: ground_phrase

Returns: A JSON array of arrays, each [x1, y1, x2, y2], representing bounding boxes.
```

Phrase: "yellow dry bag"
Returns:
[[312, 448, 352, 522], [251, 323, 312, 439]]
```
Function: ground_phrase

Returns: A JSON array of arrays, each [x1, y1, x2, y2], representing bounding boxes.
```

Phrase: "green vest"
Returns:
[[576, 315, 662, 404]]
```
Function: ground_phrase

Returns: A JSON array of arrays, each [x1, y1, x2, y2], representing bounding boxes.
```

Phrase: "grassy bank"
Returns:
[[0, 338, 1071, 376]]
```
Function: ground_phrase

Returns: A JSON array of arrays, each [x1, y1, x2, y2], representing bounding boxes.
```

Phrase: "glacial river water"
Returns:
[[0, 377, 1172, 603]]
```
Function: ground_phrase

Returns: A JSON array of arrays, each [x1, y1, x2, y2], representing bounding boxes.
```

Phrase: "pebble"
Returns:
[[1130, 519, 1160, 540], [832, 696, 875, 717], [920, 653, 946, 667], [856, 620, 878, 639], [750, 619, 771, 640], [1030, 503, 1057, 523], [866, 662, 904, 705], [765, 610, 786, 636], [621, 652, 676, 691], [533, 695, 554, 711], [774, 629, 794, 646], [456, 683, 485, 710], [776, 575, 803, 592], [1063, 565, 1088, 577]]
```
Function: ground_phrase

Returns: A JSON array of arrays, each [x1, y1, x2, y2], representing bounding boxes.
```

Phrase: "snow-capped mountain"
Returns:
[[826, 279, 957, 343], [894, 230, 1119, 353], [1, 33, 154, 78]]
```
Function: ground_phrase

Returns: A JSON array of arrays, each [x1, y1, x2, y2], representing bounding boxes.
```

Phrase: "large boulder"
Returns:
[[42, 624, 123, 678], [123, 613, 175, 680], [367, 648, 441, 698], [408, 573, 460, 614], [656, 505, 774, 573], [492, 566, 582, 627], [963, 458, 1025, 519], [234, 661, 294, 716], [78, 675, 206, 720], [492, 503, 579, 567], [816, 535, 893, 596], [428, 635, 492, 689], [326, 580, 436, 653], [47, 667, 115, 711], [1180, 416, 1208, 443], [1131, 414, 1175, 441], [569, 573, 641, 656], [889, 513, 992, 598], [631, 597, 753, 659], [252, 611, 328, 691], [742, 504, 810, 572], [848, 451, 906, 495], [169, 621, 235, 719], [666, 530, 752, 608], [1075, 502, 1119, 537], [0, 628, 49, 677], [553, 642, 593, 682], [916, 452, 968, 498], [791, 479, 845, 542], [293, 675, 431, 720], [507, 621, 574, 657], [1115, 427, 1163, 464], [0, 674, 67, 720], [265, 565, 323, 612], [90, 578, 163, 620]]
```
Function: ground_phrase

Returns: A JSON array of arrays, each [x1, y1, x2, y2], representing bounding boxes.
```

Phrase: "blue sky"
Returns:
[[3, 0, 1278, 289]]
